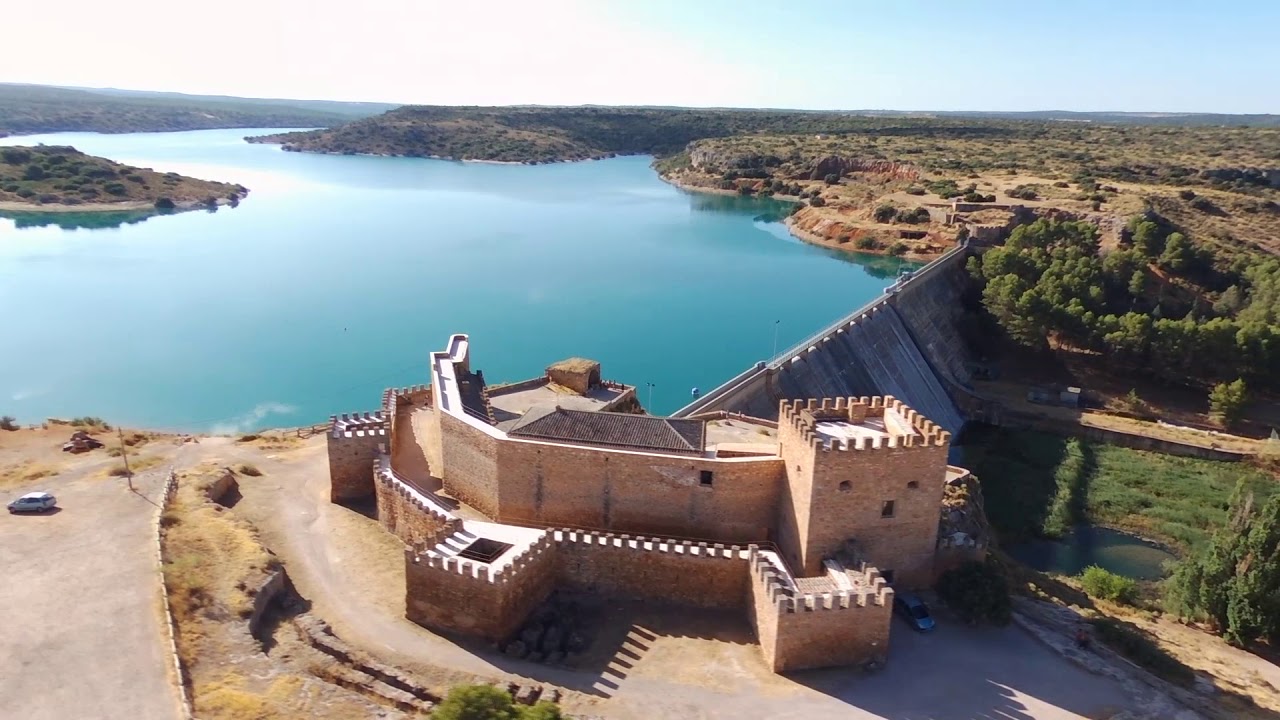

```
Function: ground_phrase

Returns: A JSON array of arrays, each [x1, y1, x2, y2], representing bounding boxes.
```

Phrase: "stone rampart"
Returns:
[[779, 396, 950, 451], [404, 533, 557, 643], [374, 456, 460, 547], [552, 529, 750, 608], [328, 411, 388, 502], [748, 549, 892, 672]]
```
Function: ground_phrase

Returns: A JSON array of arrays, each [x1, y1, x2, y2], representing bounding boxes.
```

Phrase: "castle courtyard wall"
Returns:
[[374, 472, 458, 547], [404, 540, 557, 644], [553, 531, 749, 608], [769, 591, 891, 672], [438, 411, 502, 518], [497, 441, 784, 541]]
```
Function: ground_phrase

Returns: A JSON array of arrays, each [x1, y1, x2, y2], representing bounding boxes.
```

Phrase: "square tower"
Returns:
[[776, 396, 950, 587]]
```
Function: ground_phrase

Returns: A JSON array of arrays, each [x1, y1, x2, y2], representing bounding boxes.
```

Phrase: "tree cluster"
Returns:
[[936, 558, 1012, 625], [433, 685, 562, 720], [1165, 485, 1280, 646], [969, 218, 1280, 391]]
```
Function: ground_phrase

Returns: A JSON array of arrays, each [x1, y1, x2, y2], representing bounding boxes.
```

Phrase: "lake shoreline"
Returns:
[[0, 196, 239, 214]]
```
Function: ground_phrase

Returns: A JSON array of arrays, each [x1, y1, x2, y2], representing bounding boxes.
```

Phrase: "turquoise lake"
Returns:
[[0, 129, 903, 432]]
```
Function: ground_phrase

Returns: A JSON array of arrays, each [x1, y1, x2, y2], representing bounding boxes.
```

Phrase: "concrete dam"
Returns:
[[675, 246, 984, 435]]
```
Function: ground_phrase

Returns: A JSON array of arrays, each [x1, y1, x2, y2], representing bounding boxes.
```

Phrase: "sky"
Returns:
[[4, 0, 1277, 113]]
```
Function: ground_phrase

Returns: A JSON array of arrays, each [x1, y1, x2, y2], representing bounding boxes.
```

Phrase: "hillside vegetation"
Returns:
[[0, 145, 245, 208], [0, 83, 388, 135]]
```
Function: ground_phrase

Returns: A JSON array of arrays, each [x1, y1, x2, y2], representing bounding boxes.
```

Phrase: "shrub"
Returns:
[[1, 147, 32, 165], [836, 234, 851, 244], [103, 182, 128, 196], [873, 204, 897, 223], [1079, 565, 1138, 604], [22, 163, 46, 181], [433, 684, 517, 720], [1088, 618, 1195, 686], [809, 196, 826, 207], [1005, 185, 1038, 200], [1178, 189, 1197, 201], [1053, 181, 1070, 188], [887, 241, 909, 256], [905, 185, 926, 196], [823, 173, 840, 185], [897, 207, 931, 224], [237, 464, 263, 477], [1209, 378, 1247, 427], [0, 415, 18, 431], [854, 236, 880, 250], [936, 558, 1012, 625], [70, 416, 109, 429], [154, 197, 176, 210]]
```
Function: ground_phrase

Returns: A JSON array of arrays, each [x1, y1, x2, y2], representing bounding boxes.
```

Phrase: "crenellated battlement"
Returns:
[[375, 455, 458, 527], [551, 528, 747, 559], [329, 411, 388, 439], [778, 395, 950, 451], [408, 531, 555, 585], [748, 547, 892, 614]]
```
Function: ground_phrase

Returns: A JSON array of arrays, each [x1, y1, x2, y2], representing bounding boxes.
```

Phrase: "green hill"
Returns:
[[0, 145, 244, 209], [0, 84, 392, 135]]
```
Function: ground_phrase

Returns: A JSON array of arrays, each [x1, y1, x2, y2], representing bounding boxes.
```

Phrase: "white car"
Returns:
[[8, 491, 57, 513]]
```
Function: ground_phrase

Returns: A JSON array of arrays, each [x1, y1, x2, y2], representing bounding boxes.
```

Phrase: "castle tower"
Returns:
[[776, 396, 950, 587]]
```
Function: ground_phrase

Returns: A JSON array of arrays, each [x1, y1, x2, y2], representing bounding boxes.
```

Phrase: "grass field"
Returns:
[[963, 427, 1276, 551]]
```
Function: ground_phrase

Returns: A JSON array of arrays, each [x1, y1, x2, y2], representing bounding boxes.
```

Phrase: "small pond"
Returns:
[[1006, 525, 1177, 581]]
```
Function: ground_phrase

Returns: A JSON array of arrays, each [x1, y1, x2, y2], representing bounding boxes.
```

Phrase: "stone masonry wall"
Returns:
[[374, 468, 459, 547], [748, 550, 893, 672], [328, 412, 388, 503], [778, 397, 950, 586], [404, 535, 557, 644], [438, 411, 501, 518], [553, 530, 749, 608], [496, 439, 784, 542]]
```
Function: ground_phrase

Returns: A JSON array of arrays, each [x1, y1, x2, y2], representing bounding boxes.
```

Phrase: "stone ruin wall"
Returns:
[[327, 411, 388, 502], [405, 534, 557, 643], [403, 528, 894, 672], [776, 396, 951, 586]]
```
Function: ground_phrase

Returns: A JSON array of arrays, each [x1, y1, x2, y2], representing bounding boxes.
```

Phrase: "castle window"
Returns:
[[881, 569, 895, 585], [881, 500, 896, 518], [700, 470, 714, 487], [907, 480, 919, 489], [838, 480, 851, 493]]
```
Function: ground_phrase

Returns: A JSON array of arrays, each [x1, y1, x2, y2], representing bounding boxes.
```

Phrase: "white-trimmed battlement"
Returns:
[[330, 411, 388, 439], [749, 547, 892, 613], [551, 528, 748, 559], [375, 454, 458, 526], [779, 396, 950, 451], [409, 528, 554, 584]]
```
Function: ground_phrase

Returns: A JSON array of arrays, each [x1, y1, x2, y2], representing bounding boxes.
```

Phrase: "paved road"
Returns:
[[0, 456, 180, 720]]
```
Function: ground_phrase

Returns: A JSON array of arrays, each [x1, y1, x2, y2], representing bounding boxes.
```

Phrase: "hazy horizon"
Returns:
[[3, 0, 1277, 114]]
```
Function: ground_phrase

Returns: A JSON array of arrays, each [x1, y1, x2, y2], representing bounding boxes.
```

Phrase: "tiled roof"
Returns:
[[508, 407, 706, 455]]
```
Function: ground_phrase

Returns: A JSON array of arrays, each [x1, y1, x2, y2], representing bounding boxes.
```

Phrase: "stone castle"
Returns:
[[327, 333, 981, 673]]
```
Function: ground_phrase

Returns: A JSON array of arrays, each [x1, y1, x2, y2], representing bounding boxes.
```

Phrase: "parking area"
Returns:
[[0, 435, 180, 720]]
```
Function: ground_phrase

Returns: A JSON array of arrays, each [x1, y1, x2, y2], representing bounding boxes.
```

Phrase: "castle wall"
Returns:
[[327, 413, 387, 503], [496, 440, 784, 542], [769, 587, 892, 672], [404, 537, 556, 644], [438, 411, 501, 517], [374, 470, 459, 547], [553, 530, 749, 608]]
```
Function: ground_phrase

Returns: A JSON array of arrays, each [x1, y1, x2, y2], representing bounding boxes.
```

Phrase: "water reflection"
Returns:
[[0, 208, 162, 231]]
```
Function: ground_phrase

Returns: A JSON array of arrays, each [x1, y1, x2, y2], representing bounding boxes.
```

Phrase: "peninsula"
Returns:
[[0, 145, 246, 212]]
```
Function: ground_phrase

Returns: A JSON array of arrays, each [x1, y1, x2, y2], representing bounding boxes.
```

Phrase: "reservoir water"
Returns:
[[0, 129, 903, 432], [1007, 525, 1177, 580]]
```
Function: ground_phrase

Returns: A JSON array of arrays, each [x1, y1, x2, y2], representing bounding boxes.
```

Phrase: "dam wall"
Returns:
[[675, 246, 975, 434]]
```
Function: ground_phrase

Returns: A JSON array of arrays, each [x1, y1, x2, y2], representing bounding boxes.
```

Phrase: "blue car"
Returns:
[[894, 593, 936, 632]]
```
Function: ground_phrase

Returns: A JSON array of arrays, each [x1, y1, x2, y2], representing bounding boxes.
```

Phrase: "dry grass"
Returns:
[[195, 673, 321, 720], [0, 460, 58, 488], [104, 454, 163, 477], [160, 467, 274, 663]]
